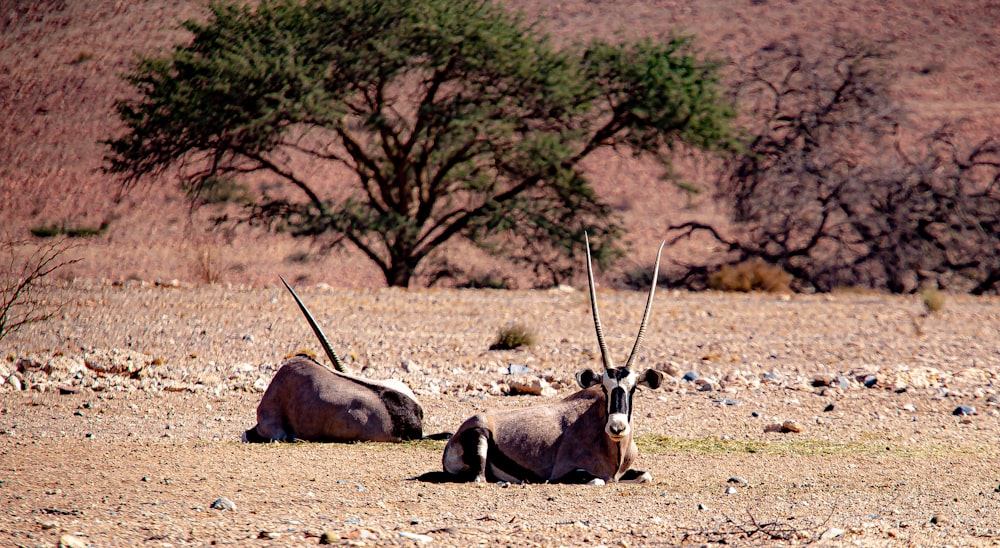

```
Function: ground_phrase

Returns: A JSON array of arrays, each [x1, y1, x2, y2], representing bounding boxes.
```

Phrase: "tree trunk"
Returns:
[[385, 261, 414, 288]]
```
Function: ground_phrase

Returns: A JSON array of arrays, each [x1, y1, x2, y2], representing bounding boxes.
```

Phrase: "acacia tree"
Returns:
[[666, 36, 1000, 293], [104, 0, 734, 287]]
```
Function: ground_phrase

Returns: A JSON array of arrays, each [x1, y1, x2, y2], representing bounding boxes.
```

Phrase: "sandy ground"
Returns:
[[1, 283, 999, 546]]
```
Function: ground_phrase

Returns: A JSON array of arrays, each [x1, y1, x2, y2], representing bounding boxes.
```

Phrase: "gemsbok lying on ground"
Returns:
[[440, 235, 666, 484], [243, 277, 438, 443]]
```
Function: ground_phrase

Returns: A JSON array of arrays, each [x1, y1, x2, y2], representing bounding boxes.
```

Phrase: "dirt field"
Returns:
[[1, 283, 998, 546]]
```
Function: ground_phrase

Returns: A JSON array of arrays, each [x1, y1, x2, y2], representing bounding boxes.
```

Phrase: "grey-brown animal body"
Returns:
[[441, 235, 666, 484], [243, 355, 423, 443], [443, 367, 662, 483], [243, 277, 428, 443]]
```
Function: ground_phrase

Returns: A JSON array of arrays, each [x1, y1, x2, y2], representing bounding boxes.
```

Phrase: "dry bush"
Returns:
[[920, 286, 946, 313], [0, 236, 80, 343], [489, 323, 537, 350], [709, 258, 791, 292], [193, 248, 226, 285]]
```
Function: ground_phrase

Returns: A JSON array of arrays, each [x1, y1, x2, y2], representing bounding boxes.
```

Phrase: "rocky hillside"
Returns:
[[3, 0, 999, 287]]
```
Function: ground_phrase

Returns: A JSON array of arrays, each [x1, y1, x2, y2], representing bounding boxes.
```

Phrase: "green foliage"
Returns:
[[709, 258, 792, 293], [105, 0, 735, 287], [489, 323, 536, 350], [30, 221, 109, 238]]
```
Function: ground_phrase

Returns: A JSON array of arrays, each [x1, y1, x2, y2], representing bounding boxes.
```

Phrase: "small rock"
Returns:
[[863, 375, 878, 388], [210, 497, 236, 511], [712, 398, 739, 406], [319, 532, 337, 545], [507, 364, 531, 376], [59, 534, 88, 548], [399, 531, 434, 543], [727, 476, 749, 487], [765, 420, 802, 433], [58, 385, 80, 395], [6, 375, 22, 391], [823, 403, 835, 412], [724, 486, 738, 495], [953, 405, 976, 416], [820, 527, 845, 540], [682, 371, 700, 382], [508, 377, 556, 397], [812, 375, 833, 387], [258, 530, 279, 539]]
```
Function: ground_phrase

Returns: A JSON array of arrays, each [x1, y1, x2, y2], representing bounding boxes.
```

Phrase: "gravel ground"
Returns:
[[1, 282, 999, 546]]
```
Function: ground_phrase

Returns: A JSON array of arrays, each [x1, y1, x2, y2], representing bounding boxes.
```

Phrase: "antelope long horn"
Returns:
[[279, 275, 347, 373], [585, 232, 614, 370], [623, 241, 665, 369]]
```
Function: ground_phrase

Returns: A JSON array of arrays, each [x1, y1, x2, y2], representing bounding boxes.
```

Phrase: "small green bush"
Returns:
[[709, 258, 792, 293], [30, 221, 108, 238], [489, 323, 536, 350]]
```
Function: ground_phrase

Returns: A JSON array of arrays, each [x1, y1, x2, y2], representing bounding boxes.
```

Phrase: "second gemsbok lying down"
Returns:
[[440, 235, 666, 484], [243, 277, 441, 443]]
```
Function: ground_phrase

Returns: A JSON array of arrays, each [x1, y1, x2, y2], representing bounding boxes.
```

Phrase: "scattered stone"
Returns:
[[507, 364, 531, 376], [58, 385, 80, 395], [210, 497, 236, 511], [823, 403, 835, 412], [507, 377, 556, 397], [59, 534, 88, 548], [258, 530, 279, 539], [902, 404, 917, 412], [724, 486, 738, 495], [682, 371, 700, 382], [812, 375, 833, 387], [6, 375, 22, 391], [399, 531, 434, 542], [727, 476, 749, 487], [761, 372, 779, 383], [820, 527, 845, 540], [863, 375, 878, 388], [319, 531, 338, 545], [953, 405, 976, 416], [712, 398, 739, 406], [764, 420, 802, 434]]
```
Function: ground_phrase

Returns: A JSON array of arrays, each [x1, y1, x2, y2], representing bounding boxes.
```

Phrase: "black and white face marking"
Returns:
[[602, 368, 639, 440]]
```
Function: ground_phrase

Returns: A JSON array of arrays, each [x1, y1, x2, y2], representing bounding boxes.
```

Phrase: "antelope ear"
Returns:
[[575, 368, 602, 388], [638, 369, 664, 390]]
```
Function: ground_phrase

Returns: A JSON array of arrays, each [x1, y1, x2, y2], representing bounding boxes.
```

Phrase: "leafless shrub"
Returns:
[[193, 248, 226, 285], [665, 36, 1000, 294], [0, 236, 80, 343]]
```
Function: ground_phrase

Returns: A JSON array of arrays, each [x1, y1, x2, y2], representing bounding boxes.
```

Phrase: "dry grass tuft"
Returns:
[[709, 258, 792, 293], [489, 323, 537, 350], [920, 286, 946, 313]]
